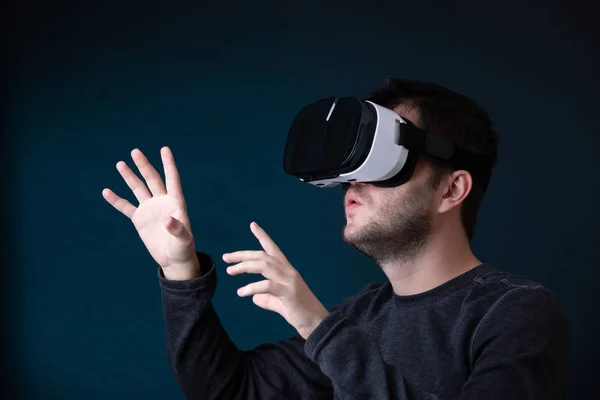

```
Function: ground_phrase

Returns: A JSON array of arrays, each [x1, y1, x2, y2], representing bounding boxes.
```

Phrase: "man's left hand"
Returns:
[[223, 222, 329, 340]]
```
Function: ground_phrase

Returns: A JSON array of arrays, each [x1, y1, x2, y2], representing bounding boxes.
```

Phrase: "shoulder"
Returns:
[[456, 267, 573, 398], [472, 274, 569, 335], [464, 266, 566, 316], [466, 267, 571, 363]]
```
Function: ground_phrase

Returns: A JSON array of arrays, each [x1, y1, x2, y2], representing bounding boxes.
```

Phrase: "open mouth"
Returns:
[[345, 194, 362, 208]]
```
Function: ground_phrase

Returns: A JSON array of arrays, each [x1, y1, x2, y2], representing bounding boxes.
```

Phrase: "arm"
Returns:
[[159, 252, 333, 400], [303, 287, 571, 399], [304, 308, 410, 398], [102, 148, 331, 398]]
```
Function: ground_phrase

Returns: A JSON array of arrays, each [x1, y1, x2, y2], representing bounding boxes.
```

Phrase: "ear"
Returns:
[[438, 170, 472, 214]]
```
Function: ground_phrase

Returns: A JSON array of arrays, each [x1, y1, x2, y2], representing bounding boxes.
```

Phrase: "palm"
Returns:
[[102, 147, 196, 269], [133, 194, 191, 267]]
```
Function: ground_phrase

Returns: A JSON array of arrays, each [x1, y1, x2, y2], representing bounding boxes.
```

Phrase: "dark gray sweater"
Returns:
[[158, 252, 571, 399]]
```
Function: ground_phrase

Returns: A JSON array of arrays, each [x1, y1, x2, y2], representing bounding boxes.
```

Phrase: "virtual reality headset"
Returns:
[[283, 97, 494, 191]]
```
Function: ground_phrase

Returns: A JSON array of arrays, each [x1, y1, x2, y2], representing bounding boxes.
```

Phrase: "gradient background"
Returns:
[[3, 0, 599, 398]]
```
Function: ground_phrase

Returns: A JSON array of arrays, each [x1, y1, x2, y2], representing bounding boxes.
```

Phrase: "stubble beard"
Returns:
[[342, 182, 434, 266]]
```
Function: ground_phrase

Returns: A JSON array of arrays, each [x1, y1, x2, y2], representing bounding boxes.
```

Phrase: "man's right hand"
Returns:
[[102, 146, 201, 281]]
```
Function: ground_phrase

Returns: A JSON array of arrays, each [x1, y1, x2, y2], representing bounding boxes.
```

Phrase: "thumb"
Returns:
[[164, 216, 191, 240]]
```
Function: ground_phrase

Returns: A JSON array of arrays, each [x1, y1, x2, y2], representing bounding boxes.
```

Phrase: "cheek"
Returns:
[[371, 187, 404, 208], [362, 185, 413, 215], [365, 187, 392, 205], [374, 185, 427, 216], [407, 184, 437, 214]]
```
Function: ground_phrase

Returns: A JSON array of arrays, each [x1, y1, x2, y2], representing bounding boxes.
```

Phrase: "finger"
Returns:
[[164, 216, 194, 246], [226, 260, 285, 281], [160, 146, 185, 199], [222, 250, 269, 263], [250, 222, 286, 261], [102, 188, 137, 219], [131, 148, 167, 197], [116, 160, 152, 203], [237, 279, 285, 297], [252, 293, 283, 314]]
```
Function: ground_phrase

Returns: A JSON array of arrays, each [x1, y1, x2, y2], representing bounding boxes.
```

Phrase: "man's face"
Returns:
[[342, 105, 439, 265]]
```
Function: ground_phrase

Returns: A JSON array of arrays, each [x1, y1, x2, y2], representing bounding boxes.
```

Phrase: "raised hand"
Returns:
[[223, 222, 329, 339], [102, 146, 200, 280]]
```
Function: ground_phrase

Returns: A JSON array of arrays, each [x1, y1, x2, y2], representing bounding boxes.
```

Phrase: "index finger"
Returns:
[[250, 222, 286, 261], [161, 146, 184, 199]]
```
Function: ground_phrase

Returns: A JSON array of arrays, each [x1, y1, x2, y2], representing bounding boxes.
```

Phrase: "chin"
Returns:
[[343, 222, 362, 242], [343, 218, 358, 233]]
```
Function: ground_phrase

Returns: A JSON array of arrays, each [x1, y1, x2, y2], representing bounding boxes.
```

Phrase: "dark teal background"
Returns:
[[3, 0, 599, 398]]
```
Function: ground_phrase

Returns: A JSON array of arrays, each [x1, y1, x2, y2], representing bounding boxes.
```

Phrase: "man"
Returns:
[[102, 78, 571, 399]]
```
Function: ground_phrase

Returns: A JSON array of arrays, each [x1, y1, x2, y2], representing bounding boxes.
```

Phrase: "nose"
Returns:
[[341, 181, 368, 194]]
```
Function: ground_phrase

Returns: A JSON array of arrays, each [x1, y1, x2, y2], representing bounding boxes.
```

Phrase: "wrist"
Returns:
[[162, 259, 202, 281], [312, 309, 329, 331], [301, 308, 329, 340]]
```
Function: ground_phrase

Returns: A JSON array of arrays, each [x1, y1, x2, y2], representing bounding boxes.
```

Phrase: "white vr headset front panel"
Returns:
[[303, 101, 410, 187]]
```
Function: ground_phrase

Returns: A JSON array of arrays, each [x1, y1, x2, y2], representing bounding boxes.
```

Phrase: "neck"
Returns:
[[380, 224, 482, 296]]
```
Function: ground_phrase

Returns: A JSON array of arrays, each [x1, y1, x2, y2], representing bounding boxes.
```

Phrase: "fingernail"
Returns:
[[237, 287, 245, 295]]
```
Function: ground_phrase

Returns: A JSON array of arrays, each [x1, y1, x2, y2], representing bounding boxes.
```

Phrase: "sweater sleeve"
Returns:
[[303, 286, 571, 400], [304, 309, 409, 398], [158, 252, 333, 400]]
